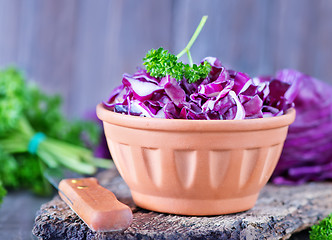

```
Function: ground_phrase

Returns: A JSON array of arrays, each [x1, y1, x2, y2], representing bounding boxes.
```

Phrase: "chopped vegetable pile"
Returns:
[[103, 15, 332, 185], [104, 16, 294, 120], [104, 58, 295, 120]]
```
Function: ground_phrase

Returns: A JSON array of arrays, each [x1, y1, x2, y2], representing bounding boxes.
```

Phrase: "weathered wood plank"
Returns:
[[0, 0, 21, 65], [70, 0, 174, 117], [33, 168, 332, 240], [0, 191, 52, 240], [1, 0, 332, 118]]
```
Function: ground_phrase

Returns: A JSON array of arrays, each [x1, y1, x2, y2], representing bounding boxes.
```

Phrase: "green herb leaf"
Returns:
[[0, 147, 20, 188], [143, 16, 211, 84], [0, 66, 107, 201], [143, 48, 184, 81], [184, 61, 212, 84], [310, 213, 332, 239], [0, 68, 26, 134], [0, 180, 6, 204], [25, 84, 100, 148]]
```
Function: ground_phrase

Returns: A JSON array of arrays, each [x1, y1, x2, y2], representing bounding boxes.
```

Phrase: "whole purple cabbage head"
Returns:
[[269, 69, 332, 185]]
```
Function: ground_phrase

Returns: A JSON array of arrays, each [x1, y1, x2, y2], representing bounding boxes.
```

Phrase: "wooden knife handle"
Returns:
[[58, 177, 133, 232]]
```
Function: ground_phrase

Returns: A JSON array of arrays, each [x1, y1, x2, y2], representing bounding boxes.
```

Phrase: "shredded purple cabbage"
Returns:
[[103, 57, 294, 120], [102, 60, 332, 185], [270, 69, 332, 185]]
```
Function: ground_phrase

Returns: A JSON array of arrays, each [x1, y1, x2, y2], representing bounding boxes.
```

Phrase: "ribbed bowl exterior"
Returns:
[[97, 104, 296, 215]]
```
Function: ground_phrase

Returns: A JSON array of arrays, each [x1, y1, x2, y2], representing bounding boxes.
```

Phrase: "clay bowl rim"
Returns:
[[96, 103, 296, 132]]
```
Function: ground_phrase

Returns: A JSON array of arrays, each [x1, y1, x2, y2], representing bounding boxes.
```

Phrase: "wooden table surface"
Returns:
[[31, 168, 332, 240], [0, 166, 330, 240], [2, 165, 331, 240], [0, 191, 52, 240], [0, 191, 311, 240]]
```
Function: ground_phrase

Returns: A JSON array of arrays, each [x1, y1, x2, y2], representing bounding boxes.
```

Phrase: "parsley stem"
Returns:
[[176, 15, 208, 60], [186, 49, 193, 67]]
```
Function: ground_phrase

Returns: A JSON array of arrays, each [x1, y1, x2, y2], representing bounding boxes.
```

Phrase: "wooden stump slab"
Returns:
[[32, 168, 332, 240]]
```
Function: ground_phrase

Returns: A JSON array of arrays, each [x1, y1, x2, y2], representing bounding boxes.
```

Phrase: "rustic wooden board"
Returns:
[[32, 167, 332, 239]]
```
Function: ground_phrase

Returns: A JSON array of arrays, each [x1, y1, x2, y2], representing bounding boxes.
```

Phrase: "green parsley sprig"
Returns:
[[143, 48, 184, 81], [0, 67, 110, 200], [143, 16, 211, 83], [0, 180, 6, 204], [310, 213, 332, 239]]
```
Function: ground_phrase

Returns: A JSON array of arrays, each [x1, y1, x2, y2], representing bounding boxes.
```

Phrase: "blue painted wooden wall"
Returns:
[[0, 0, 331, 117]]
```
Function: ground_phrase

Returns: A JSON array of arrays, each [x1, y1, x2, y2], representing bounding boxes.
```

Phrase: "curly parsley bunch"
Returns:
[[0, 67, 110, 201], [0, 180, 6, 204], [143, 16, 211, 84], [310, 214, 332, 240]]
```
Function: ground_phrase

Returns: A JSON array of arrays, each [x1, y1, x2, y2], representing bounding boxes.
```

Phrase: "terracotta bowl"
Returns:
[[97, 104, 296, 216]]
